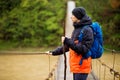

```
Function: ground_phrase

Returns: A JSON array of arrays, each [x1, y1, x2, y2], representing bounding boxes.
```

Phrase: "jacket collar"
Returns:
[[73, 15, 92, 29]]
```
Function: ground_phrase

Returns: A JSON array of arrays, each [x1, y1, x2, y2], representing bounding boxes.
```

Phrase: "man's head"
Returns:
[[71, 7, 86, 22]]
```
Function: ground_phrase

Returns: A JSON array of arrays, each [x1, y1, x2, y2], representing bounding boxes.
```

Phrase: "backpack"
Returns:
[[79, 22, 104, 65]]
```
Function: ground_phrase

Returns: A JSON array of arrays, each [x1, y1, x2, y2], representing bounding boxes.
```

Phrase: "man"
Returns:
[[48, 7, 94, 80]]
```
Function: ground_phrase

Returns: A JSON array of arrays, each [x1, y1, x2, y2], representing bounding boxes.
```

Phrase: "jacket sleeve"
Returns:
[[64, 27, 94, 55], [52, 44, 69, 56]]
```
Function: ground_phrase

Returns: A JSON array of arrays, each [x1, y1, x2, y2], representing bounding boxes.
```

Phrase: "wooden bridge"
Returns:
[[53, 1, 120, 80], [54, 1, 96, 80]]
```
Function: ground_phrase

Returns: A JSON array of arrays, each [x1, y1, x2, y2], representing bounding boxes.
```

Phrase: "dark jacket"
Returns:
[[52, 15, 94, 56]]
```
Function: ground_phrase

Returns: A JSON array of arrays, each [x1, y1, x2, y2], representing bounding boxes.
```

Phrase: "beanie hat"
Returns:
[[72, 7, 86, 20]]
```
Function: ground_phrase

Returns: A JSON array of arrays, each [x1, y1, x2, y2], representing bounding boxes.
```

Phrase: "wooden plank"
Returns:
[[55, 1, 97, 80]]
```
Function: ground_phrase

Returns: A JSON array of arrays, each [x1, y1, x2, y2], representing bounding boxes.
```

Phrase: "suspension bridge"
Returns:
[[0, 1, 120, 80]]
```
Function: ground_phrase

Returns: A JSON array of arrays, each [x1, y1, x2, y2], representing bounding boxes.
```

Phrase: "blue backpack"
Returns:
[[79, 22, 104, 65]]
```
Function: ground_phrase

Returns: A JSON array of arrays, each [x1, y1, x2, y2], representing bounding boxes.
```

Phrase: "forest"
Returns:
[[0, 0, 120, 50], [0, 0, 66, 49]]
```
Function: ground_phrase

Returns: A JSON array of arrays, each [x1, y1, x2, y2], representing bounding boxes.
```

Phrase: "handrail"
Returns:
[[93, 47, 120, 80], [45, 60, 58, 80], [0, 51, 59, 80], [0, 51, 47, 55], [97, 59, 120, 79], [104, 47, 120, 53]]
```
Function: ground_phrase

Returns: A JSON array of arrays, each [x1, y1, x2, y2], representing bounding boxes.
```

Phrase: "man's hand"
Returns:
[[61, 36, 65, 43], [46, 51, 52, 55]]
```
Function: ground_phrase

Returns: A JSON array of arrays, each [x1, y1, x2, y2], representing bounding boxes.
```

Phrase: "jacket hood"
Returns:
[[73, 15, 92, 29]]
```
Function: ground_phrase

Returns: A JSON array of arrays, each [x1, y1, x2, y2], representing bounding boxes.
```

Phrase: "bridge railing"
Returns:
[[92, 48, 120, 80], [45, 55, 59, 80], [0, 51, 59, 80]]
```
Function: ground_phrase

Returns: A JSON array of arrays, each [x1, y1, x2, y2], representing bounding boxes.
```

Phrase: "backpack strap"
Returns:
[[79, 25, 92, 65], [79, 57, 84, 65], [79, 25, 89, 42]]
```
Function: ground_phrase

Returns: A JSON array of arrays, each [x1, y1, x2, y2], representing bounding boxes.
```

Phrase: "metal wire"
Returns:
[[0, 51, 59, 80], [104, 48, 120, 53], [92, 47, 120, 80], [103, 65, 106, 80], [97, 59, 120, 79], [48, 55, 50, 77], [45, 57, 58, 80], [99, 63, 101, 80], [0, 51, 48, 55]]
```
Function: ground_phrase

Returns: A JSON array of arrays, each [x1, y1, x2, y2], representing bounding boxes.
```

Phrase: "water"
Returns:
[[0, 55, 58, 80]]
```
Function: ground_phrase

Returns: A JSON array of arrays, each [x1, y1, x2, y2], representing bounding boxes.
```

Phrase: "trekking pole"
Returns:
[[63, 44, 67, 80], [63, 18, 67, 80]]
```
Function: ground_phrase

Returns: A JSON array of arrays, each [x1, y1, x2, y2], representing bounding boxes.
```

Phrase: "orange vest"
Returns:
[[69, 41, 92, 73]]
